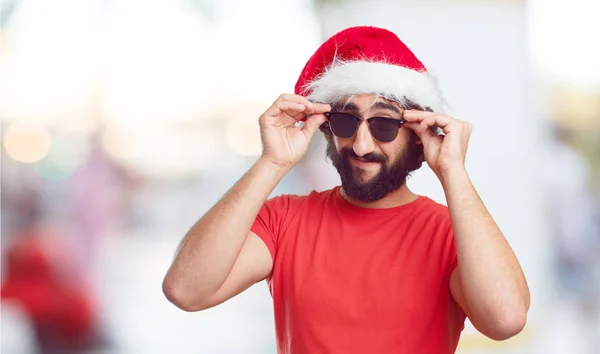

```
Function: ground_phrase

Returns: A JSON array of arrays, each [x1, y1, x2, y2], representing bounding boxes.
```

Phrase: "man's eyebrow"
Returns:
[[332, 100, 401, 114], [333, 102, 359, 112], [371, 101, 401, 114]]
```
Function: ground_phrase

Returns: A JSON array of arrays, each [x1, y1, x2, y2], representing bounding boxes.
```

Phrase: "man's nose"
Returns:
[[352, 121, 375, 157]]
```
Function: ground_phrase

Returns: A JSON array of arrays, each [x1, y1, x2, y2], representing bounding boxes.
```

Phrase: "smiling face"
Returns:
[[322, 94, 424, 202]]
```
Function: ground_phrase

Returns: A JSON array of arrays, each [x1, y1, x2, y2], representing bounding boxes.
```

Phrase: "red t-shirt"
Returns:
[[251, 186, 466, 354]]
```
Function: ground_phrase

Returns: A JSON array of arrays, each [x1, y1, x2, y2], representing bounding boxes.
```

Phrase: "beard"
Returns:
[[326, 134, 423, 202]]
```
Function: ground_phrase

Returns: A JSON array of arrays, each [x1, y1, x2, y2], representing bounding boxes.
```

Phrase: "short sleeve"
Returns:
[[441, 211, 467, 324], [444, 221, 458, 273], [250, 194, 301, 261], [437, 209, 459, 279]]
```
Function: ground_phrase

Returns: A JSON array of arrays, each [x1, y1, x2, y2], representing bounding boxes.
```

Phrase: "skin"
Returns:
[[162, 93, 530, 341]]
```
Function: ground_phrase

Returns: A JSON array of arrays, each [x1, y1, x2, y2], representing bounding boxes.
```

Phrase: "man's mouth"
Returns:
[[351, 156, 381, 167]]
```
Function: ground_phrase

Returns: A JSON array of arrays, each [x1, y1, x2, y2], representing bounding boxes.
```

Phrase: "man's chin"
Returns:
[[352, 168, 379, 183]]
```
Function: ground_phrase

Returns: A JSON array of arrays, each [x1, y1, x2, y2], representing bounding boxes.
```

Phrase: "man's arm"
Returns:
[[162, 159, 287, 311], [162, 94, 330, 311], [402, 110, 530, 341], [444, 169, 529, 340]]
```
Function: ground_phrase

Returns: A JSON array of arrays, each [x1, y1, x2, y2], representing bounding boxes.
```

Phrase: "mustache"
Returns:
[[340, 147, 386, 163]]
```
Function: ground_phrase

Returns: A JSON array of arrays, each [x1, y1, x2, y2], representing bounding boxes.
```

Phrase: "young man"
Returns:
[[163, 26, 530, 353]]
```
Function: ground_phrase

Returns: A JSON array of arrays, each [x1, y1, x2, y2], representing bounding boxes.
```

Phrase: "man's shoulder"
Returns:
[[306, 187, 338, 201], [419, 196, 448, 210], [268, 187, 337, 207], [417, 196, 451, 222]]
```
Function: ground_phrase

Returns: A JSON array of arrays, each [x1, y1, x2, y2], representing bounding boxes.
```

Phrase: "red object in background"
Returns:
[[1, 229, 100, 351]]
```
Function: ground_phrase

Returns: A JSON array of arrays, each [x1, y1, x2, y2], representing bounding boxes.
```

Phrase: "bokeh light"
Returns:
[[225, 104, 264, 157], [0, 0, 99, 124], [3, 122, 52, 163], [529, 0, 600, 90], [33, 134, 90, 180]]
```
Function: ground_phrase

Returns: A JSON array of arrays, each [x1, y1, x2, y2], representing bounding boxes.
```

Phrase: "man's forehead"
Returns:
[[334, 95, 402, 111]]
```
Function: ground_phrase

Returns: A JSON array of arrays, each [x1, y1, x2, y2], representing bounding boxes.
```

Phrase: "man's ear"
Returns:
[[410, 131, 426, 162], [410, 130, 422, 145]]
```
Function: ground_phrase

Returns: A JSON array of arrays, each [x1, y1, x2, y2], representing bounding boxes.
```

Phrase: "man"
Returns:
[[163, 26, 530, 353]]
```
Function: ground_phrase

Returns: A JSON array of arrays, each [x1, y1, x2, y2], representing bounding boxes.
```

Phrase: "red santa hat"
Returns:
[[295, 26, 445, 112]]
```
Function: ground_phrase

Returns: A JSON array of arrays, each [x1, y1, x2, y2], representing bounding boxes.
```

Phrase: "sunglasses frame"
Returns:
[[324, 111, 407, 143]]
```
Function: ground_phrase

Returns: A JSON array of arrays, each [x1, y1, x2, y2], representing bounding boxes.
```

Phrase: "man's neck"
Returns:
[[339, 184, 419, 209]]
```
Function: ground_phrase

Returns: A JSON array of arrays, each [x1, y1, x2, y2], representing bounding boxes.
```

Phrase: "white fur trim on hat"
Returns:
[[305, 60, 445, 112]]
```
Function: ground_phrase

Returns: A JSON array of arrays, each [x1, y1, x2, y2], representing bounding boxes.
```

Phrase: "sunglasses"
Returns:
[[324, 112, 406, 143]]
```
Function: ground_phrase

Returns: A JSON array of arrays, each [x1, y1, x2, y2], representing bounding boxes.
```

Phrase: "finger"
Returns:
[[280, 94, 332, 114], [415, 125, 443, 154], [278, 100, 309, 116], [417, 117, 438, 134], [300, 102, 332, 122], [279, 94, 316, 112], [310, 102, 332, 114], [403, 111, 451, 126], [405, 122, 437, 145], [402, 109, 437, 119], [404, 111, 454, 134], [404, 122, 423, 145], [301, 113, 327, 140], [404, 122, 420, 132], [278, 93, 311, 104], [263, 101, 308, 125]]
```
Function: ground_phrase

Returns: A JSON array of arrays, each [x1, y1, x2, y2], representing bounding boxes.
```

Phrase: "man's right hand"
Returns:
[[259, 94, 331, 169]]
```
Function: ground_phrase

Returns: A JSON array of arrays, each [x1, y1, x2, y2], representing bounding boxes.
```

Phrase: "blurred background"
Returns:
[[1, 0, 599, 353]]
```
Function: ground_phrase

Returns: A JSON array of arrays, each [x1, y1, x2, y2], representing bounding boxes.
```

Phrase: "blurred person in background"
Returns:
[[1, 192, 110, 354], [163, 26, 530, 353], [543, 123, 600, 353], [67, 131, 142, 272]]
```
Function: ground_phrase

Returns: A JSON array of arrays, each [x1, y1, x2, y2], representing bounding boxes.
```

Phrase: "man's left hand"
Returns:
[[403, 110, 472, 181]]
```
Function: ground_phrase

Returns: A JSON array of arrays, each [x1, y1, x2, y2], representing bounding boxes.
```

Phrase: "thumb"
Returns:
[[301, 113, 327, 140], [405, 122, 436, 145]]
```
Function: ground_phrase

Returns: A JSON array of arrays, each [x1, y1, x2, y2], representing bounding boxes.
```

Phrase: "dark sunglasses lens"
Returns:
[[369, 118, 401, 142], [329, 113, 359, 139]]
